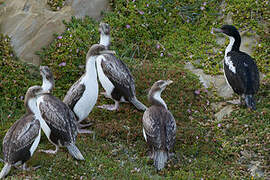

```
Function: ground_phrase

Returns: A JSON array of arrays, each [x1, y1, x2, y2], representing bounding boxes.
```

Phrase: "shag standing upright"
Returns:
[[63, 44, 112, 132], [142, 80, 176, 171], [0, 86, 43, 179], [34, 67, 85, 160], [213, 25, 260, 110], [96, 22, 147, 111]]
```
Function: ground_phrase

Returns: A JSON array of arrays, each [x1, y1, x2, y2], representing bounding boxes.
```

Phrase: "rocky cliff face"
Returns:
[[0, 0, 109, 65]]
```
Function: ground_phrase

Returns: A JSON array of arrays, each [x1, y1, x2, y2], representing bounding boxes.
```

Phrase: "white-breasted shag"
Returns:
[[142, 80, 176, 171], [213, 25, 260, 110], [0, 86, 43, 179], [63, 44, 113, 132], [40, 65, 90, 134], [29, 80, 84, 160], [96, 23, 147, 111]]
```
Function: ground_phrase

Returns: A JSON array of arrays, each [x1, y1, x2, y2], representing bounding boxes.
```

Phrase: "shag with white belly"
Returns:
[[0, 86, 42, 179], [97, 23, 147, 111], [63, 44, 113, 132], [213, 25, 260, 110], [29, 76, 84, 160], [142, 80, 176, 171]]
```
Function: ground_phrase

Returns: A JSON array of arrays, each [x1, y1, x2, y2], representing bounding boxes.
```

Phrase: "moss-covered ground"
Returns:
[[0, 0, 269, 179]]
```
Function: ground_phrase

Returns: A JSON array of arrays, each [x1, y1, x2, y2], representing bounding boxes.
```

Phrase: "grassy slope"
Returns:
[[0, 0, 269, 179]]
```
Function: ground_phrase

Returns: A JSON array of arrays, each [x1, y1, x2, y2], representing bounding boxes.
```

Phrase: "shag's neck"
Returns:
[[100, 34, 110, 50], [148, 90, 167, 109], [42, 77, 53, 92], [225, 35, 241, 56]]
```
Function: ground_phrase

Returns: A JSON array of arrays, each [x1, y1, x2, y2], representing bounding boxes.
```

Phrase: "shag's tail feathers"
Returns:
[[67, 144, 85, 160], [0, 163, 11, 179], [130, 97, 147, 111], [154, 150, 168, 171], [245, 95, 256, 110]]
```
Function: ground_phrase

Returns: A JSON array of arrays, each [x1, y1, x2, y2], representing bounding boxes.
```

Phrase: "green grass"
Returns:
[[0, 0, 269, 179]]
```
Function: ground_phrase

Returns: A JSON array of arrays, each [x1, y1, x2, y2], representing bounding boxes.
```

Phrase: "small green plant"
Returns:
[[47, 0, 65, 11]]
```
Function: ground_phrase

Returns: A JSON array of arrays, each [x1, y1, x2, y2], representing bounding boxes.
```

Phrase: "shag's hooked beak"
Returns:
[[211, 28, 223, 34], [165, 80, 173, 86], [100, 50, 116, 55]]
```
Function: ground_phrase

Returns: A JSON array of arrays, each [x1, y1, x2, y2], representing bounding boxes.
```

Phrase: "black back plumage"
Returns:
[[225, 51, 260, 95]]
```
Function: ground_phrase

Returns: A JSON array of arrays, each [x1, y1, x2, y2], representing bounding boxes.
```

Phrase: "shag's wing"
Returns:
[[3, 114, 40, 162], [143, 106, 176, 150], [164, 110, 176, 151], [101, 54, 136, 98], [39, 95, 77, 142], [63, 76, 86, 110], [226, 51, 260, 94], [143, 107, 161, 149]]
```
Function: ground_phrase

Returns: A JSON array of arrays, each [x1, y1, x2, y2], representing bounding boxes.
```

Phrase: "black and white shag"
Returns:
[[213, 25, 260, 110], [97, 23, 147, 111]]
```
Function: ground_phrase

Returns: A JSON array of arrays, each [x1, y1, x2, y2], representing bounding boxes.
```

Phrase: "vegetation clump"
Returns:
[[0, 34, 39, 132], [47, 0, 66, 11]]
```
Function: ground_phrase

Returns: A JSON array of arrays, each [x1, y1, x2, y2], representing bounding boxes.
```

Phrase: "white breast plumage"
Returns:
[[73, 61, 99, 120], [96, 55, 115, 97], [29, 129, 41, 156], [224, 56, 236, 74], [224, 36, 236, 74], [142, 128, 147, 142], [36, 96, 51, 139]]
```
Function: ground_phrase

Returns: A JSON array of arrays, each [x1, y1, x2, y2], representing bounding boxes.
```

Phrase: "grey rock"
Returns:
[[240, 32, 259, 56], [71, 0, 110, 19], [211, 102, 225, 111], [0, 0, 109, 65], [184, 62, 234, 98], [214, 105, 234, 121]]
